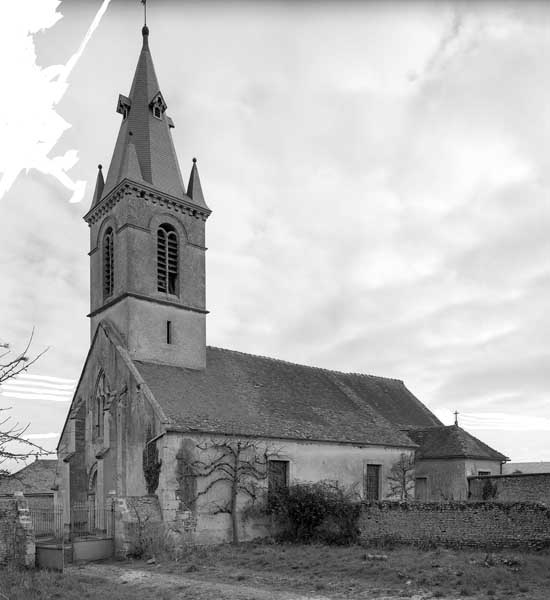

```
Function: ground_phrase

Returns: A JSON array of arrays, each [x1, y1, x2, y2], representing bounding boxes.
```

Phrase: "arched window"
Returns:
[[103, 227, 114, 298], [94, 372, 107, 439], [157, 224, 178, 294]]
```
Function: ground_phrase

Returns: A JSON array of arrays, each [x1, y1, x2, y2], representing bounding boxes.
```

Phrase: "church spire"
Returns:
[[100, 25, 188, 202], [187, 158, 208, 209], [90, 164, 104, 209], [84, 17, 210, 371]]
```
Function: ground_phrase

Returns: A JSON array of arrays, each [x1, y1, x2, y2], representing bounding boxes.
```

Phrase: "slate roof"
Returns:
[[0, 459, 57, 494], [407, 426, 508, 461], [99, 27, 197, 206], [135, 346, 442, 447]]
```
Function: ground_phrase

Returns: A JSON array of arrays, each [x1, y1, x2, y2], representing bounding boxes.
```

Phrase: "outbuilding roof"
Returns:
[[407, 426, 508, 461], [0, 459, 57, 494], [135, 346, 442, 447]]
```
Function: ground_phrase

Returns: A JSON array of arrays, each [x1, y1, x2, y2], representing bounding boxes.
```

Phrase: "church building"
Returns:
[[56, 25, 506, 546]]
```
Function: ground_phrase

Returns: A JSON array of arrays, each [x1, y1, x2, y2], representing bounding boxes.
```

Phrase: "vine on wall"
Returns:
[[142, 425, 162, 495]]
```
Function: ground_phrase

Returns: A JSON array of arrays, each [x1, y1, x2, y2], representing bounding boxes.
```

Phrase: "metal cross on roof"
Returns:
[[141, 0, 147, 26]]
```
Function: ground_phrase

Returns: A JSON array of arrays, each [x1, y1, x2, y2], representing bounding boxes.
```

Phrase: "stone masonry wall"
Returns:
[[0, 494, 35, 567], [468, 473, 550, 504], [360, 501, 550, 549], [114, 495, 198, 557]]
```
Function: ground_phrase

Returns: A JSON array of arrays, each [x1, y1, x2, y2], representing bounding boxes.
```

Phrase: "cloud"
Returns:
[[0, 0, 111, 204], [0, 372, 76, 402], [24, 432, 60, 440], [1, 1, 549, 466], [435, 409, 550, 432]]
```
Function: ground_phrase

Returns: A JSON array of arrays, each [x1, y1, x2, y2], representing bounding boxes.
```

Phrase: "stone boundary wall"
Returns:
[[469, 473, 550, 504], [360, 501, 550, 549], [0, 493, 35, 566]]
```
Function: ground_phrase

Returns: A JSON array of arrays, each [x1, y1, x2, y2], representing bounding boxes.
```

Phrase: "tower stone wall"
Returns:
[[84, 27, 210, 370]]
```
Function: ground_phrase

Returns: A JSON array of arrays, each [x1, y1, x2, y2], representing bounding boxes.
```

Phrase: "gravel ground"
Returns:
[[70, 562, 438, 600]]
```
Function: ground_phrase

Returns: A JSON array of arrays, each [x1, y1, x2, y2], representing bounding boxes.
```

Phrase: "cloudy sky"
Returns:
[[1, 0, 549, 468]]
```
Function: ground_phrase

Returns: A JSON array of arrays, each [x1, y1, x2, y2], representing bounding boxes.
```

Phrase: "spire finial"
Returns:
[[141, 0, 149, 44], [192, 157, 197, 164], [98, 164, 102, 171], [454, 410, 459, 426], [141, 23, 149, 50]]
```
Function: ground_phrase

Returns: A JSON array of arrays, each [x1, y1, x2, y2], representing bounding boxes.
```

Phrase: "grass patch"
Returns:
[[0, 566, 131, 600], [2, 543, 550, 599], [156, 542, 550, 599]]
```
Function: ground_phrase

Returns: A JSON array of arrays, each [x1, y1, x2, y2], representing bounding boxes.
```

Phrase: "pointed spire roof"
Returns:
[[101, 26, 187, 201], [91, 164, 105, 208], [187, 158, 209, 210]]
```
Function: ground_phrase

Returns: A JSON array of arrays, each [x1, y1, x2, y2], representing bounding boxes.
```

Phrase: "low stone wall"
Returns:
[[360, 501, 550, 549], [469, 473, 550, 504], [0, 493, 35, 566]]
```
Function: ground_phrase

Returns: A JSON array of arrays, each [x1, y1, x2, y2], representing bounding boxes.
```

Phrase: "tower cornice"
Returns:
[[83, 179, 211, 226]]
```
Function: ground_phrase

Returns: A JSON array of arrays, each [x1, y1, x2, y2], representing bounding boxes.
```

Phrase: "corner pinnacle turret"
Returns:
[[94, 26, 194, 206]]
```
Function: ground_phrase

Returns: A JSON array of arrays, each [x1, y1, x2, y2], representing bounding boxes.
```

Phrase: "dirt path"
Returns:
[[69, 563, 438, 600]]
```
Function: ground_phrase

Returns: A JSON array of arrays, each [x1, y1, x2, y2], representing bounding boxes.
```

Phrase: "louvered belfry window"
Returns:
[[103, 228, 114, 298], [157, 224, 178, 294]]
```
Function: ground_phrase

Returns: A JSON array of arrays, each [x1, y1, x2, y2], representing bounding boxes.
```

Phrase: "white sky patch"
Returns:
[[435, 408, 550, 432], [17, 374, 75, 384], [0, 391, 73, 402], [24, 432, 59, 440], [0, 0, 111, 204], [0, 372, 76, 402]]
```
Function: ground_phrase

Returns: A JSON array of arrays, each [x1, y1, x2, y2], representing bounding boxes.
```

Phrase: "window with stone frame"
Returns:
[[157, 224, 178, 294], [103, 227, 114, 299], [93, 372, 107, 440]]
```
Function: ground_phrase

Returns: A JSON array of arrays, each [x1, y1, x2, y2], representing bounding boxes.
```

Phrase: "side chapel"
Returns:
[[56, 25, 507, 545]]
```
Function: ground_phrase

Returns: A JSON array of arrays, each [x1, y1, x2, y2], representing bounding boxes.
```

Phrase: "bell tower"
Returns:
[[84, 26, 210, 370]]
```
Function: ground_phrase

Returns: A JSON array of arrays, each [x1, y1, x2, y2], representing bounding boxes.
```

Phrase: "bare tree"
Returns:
[[386, 452, 415, 500], [0, 332, 49, 475], [181, 437, 280, 544]]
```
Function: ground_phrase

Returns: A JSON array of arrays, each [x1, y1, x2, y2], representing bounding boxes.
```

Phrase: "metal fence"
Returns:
[[30, 507, 64, 539], [30, 502, 114, 540], [70, 502, 114, 538]]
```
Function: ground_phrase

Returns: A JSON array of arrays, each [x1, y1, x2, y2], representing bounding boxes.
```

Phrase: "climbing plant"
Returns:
[[142, 425, 162, 495]]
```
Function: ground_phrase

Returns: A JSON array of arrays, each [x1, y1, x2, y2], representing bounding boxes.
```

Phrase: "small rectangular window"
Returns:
[[415, 477, 428, 501], [478, 471, 491, 476], [364, 464, 380, 501], [166, 321, 172, 344], [268, 460, 289, 509]]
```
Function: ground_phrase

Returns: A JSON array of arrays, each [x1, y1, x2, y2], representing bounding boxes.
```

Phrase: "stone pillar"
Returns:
[[13, 492, 35, 568]]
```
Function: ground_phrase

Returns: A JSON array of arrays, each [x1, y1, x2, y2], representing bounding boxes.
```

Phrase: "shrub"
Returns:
[[272, 481, 361, 545]]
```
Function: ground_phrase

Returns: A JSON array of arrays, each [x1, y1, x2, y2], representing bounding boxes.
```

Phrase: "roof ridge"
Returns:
[[206, 345, 404, 382]]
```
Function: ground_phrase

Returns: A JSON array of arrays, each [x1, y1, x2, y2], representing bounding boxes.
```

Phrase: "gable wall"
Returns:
[[56, 324, 165, 521]]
